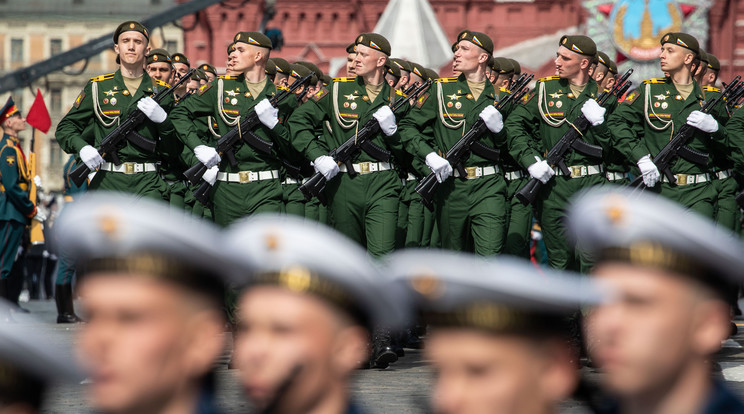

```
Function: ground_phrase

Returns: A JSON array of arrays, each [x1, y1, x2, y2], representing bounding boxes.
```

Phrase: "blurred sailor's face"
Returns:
[[585, 263, 730, 397], [78, 274, 225, 414], [234, 286, 368, 413], [425, 329, 577, 414]]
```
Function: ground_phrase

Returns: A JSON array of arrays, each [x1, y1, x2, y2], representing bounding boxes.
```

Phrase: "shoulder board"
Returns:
[[642, 78, 668, 84], [90, 72, 115, 82], [435, 77, 458, 83], [276, 85, 290, 91], [197, 82, 212, 96], [703, 86, 721, 93], [499, 87, 513, 95], [332, 77, 355, 82], [415, 92, 430, 108], [537, 76, 559, 83], [154, 79, 171, 88], [312, 88, 328, 102], [218, 75, 239, 80]]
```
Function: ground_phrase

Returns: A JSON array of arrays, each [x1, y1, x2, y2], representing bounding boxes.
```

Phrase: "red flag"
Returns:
[[26, 89, 51, 133]]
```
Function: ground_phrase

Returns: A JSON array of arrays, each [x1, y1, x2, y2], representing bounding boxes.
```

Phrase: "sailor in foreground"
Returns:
[[0, 298, 81, 413], [224, 214, 410, 414], [568, 187, 744, 413], [54, 193, 229, 414], [387, 249, 606, 414]]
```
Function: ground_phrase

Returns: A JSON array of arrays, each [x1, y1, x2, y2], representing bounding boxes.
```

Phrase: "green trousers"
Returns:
[[212, 179, 283, 227], [304, 198, 328, 224], [433, 174, 507, 255], [90, 171, 169, 202], [714, 177, 740, 232], [538, 174, 606, 271], [324, 170, 401, 258], [0, 220, 23, 280], [655, 181, 716, 218], [167, 180, 188, 210], [283, 183, 306, 218], [504, 177, 533, 258]]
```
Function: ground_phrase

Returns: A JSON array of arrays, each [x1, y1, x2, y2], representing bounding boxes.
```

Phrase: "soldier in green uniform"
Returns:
[[608, 32, 726, 218], [389, 58, 411, 90], [593, 52, 630, 185], [490, 56, 514, 89], [345, 42, 356, 77], [145, 48, 174, 85], [399, 31, 508, 255], [198, 63, 217, 82], [170, 31, 291, 226], [56, 21, 176, 201], [268, 57, 291, 87], [0, 98, 42, 312], [505, 35, 613, 270], [287, 33, 402, 257], [171, 52, 191, 100]]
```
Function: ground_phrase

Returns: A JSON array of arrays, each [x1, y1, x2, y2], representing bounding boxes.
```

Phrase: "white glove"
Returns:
[[194, 145, 221, 168], [313, 155, 339, 180], [255, 98, 279, 130], [203, 165, 219, 186], [373, 106, 397, 136], [637, 155, 660, 187], [581, 99, 606, 126], [33, 175, 42, 188], [479, 106, 503, 133], [425, 152, 453, 183], [686, 111, 718, 133], [79, 145, 104, 170], [527, 156, 554, 184], [137, 96, 167, 124], [33, 209, 47, 223]]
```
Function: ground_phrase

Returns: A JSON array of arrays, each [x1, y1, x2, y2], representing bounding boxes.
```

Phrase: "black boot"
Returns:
[[402, 327, 424, 349], [370, 327, 397, 369], [55, 283, 82, 324]]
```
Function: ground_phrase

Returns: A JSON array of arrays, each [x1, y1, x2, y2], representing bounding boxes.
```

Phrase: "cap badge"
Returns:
[[358, 35, 363, 43], [410, 273, 443, 299], [129, 23, 135, 29], [280, 265, 312, 293], [99, 212, 119, 239], [571, 44, 583, 54], [471, 36, 483, 47], [676, 38, 688, 48], [461, 32, 468, 40]]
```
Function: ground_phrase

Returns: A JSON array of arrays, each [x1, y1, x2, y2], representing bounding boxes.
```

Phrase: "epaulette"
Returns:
[[415, 92, 430, 108], [312, 88, 328, 102], [499, 87, 513, 95], [703, 86, 721, 93], [332, 77, 355, 82], [154, 79, 171, 88], [435, 77, 458, 83], [197, 82, 212, 96], [218, 75, 239, 80], [537, 76, 559, 83], [90, 72, 115, 82], [642, 78, 668, 84]]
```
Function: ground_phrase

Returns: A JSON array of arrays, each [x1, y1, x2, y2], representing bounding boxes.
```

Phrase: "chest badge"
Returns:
[[110, 97, 117, 105], [555, 101, 563, 108], [225, 89, 239, 97], [350, 102, 357, 110], [654, 94, 667, 101], [104, 90, 118, 97], [675, 95, 682, 100], [122, 90, 130, 96], [231, 98, 238, 105], [549, 92, 563, 99], [455, 102, 462, 109], [661, 102, 668, 109], [344, 93, 359, 101], [447, 93, 460, 101]]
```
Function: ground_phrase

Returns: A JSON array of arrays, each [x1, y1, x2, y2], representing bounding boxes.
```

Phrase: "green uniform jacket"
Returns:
[[287, 76, 404, 163], [0, 134, 35, 223], [701, 86, 737, 172], [497, 86, 529, 173], [170, 75, 294, 172], [607, 78, 726, 175], [56, 69, 177, 163], [506, 76, 611, 170], [398, 74, 506, 166]]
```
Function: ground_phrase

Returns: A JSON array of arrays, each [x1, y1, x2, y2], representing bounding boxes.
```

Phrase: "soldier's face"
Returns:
[[407, 73, 425, 89], [554, 46, 587, 80], [398, 71, 410, 89], [114, 32, 148, 67], [231, 43, 266, 74], [585, 263, 730, 398], [2, 113, 26, 134], [274, 73, 289, 87], [146, 62, 173, 83], [234, 286, 369, 413], [77, 275, 225, 414], [659, 44, 693, 74], [346, 52, 357, 76], [204, 72, 216, 82], [425, 329, 577, 414], [353, 44, 386, 77], [453, 41, 487, 74]]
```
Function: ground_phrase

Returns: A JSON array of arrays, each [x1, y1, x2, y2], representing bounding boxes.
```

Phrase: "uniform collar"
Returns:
[[114, 69, 155, 101], [455, 73, 498, 101]]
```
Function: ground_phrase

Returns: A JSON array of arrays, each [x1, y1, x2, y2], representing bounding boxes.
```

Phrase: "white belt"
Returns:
[[554, 165, 603, 178], [338, 162, 392, 174], [217, 170, 279, 183], [99, 162, 157, 174], [504, 170, 526, 181], [282, 177, 307, 185], [662, 173, 710, 186], [454, 165, 499, 179], [606, 171, 627, 181], [717, 169, 733, 180]]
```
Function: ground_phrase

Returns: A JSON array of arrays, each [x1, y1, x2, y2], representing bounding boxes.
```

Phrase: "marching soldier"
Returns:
[[389, 250, 605, 414], [491, 56, 514, 89], [505, 35, 612, 270], [171, 52, 191, 100], [287, 33, 402, 257], [399, 31, 508, 255], [593, 52, 631, 185], [170, 31, 291, 226], [0, 98, 43, 315], [55, 21, 176, 201], [608, 32, 726, 217], [270, 57, 291, 87], [345, 42, 356, 77], [389, 58, 411, 89], [225, 214, 410, 406], [55, 193, 229, 414], [199, 63, 217, 82], [145, 48, 174, 85], [569, 187, 744, 413]]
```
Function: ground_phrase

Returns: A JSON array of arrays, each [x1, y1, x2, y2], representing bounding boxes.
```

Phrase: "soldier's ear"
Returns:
[[579, 57, 590, 70], [478, 52, 489, 64], [683, 52, 694, 65]]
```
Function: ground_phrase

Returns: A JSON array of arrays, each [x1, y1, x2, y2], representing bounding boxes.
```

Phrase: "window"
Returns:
[[49, 139, 64, 167], [50, 88, 62, 113], [11, 39, 23, 63], [50, 39, 63, 56], [165, 40, 177, 53]]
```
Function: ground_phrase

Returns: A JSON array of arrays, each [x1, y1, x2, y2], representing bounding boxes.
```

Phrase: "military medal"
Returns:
[[466, 94, 473, 100], [112, 98, 118, 105], [225, 97, 230, 103], [654, 102, 660, 108], [344, 102, 350, 108], [362, 96, 369, 101], [455, 102, 462, 109], [350, 102, 357, 110], [245, 92, 251, 97], [556, 101, 562, 108], [447, 102, 453, 108], [103, 98, 109, 104], [662, 102, 668, 109], [231, 98, 238, 105], [123, 90, 129, 96]]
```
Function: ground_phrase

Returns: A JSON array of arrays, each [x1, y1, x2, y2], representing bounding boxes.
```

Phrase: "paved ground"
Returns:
[[11, 299, 744, 413]]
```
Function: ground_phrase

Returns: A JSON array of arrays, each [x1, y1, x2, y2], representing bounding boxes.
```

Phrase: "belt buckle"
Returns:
[[123, 162, 135, 174], [239, 171, 252, 183], [359, 162, 371, 174], [676, 174, 688, 185], [571, 166, 583, 177], [465, 167, 477, 179]]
